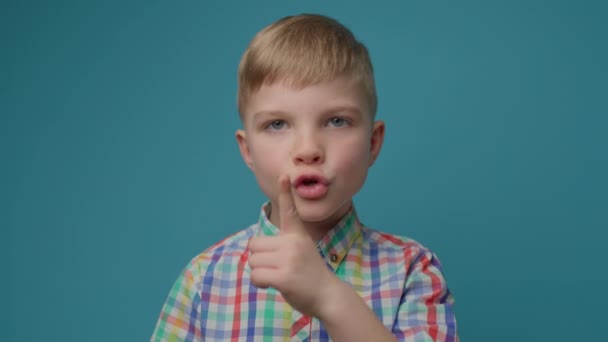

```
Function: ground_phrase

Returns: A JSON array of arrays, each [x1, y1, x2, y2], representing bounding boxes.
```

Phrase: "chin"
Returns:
[[294, 197, 350, 223]]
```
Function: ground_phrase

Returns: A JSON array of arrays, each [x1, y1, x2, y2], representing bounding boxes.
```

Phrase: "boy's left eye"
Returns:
[[328, 117, 348, 127]]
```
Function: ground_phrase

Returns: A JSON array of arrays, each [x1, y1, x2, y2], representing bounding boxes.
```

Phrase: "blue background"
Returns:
[[3, 0, 606, 341]]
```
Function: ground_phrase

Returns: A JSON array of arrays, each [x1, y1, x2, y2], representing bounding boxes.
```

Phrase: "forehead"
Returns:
[[241, 76, 372, 121]]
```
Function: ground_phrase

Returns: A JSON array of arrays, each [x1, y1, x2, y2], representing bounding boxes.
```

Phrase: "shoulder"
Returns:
[[181, 224, 257, 280], [360, 225, 440, 266], [361, 225, 428, 253]]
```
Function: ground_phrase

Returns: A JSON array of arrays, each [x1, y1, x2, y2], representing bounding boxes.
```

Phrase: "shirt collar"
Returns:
[[256, 202, 362, 271]]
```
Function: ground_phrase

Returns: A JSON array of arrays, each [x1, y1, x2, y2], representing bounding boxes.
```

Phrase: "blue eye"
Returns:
[[267, 120, 286, 130], [328, 117, 347, 127]]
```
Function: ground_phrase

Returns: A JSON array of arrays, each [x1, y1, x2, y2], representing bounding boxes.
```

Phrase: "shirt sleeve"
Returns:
[[392, 249, 459, 342], [151, 259, 206, 342]]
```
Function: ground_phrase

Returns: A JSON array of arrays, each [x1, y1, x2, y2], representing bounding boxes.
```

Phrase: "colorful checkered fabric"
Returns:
[[152, 204, 458, 341]]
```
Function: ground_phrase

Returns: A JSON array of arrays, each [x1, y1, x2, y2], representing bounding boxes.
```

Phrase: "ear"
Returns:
[[369, 120, 385, 167], [236, 129, 254, 169]]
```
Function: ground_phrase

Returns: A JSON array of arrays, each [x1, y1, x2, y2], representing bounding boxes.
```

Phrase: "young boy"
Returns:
[[152, 14, 458, 342]]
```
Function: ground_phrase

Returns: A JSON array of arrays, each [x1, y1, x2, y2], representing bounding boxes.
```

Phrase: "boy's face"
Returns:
[[236, 76, 384, 228]]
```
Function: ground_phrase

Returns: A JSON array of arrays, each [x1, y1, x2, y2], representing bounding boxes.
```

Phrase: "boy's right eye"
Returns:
[[266, 120, 286, 131]]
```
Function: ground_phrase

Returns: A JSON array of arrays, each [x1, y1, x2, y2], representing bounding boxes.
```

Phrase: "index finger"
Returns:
[[278, 175, 303, 234]]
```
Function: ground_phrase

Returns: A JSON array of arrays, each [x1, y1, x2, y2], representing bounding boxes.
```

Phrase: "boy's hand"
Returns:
[[248, 176, 339, 317]]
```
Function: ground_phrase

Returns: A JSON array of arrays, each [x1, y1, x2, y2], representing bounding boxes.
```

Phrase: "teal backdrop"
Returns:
[[3, 0, 606, 341]]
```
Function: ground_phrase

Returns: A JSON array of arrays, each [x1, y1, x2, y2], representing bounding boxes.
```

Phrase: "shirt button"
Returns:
[[330, 254, 338, 263]]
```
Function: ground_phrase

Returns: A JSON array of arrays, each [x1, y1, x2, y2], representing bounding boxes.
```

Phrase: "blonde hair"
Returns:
[[237, 14, 377, 118]]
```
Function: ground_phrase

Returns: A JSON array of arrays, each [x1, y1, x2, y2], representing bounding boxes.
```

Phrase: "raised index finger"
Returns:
[[278, 175, 303, 234]]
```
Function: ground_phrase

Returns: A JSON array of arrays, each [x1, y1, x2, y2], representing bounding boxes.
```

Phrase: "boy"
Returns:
[[152, 14, 458, 341]]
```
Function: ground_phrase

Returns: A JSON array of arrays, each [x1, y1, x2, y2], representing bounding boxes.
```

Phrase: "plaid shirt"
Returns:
[[152, 204, 458, 341]]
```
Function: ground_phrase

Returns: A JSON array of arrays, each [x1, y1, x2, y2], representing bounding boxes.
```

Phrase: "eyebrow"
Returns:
[[252, 110, 288, 123], [322, 105, 363, 117]]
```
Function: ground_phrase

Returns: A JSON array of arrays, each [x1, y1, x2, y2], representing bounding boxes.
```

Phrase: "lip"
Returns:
[[293, 174, 329, 187], [293, 173, 329, 200]]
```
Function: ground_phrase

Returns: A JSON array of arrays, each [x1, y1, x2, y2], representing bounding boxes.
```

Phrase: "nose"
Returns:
[[293, 131, 324, 165]]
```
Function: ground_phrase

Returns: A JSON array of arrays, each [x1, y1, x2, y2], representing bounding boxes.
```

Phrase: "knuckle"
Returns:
[[248, 238, 257, 251], [250, 270, 266, 288], [248, 254, 258, 267], [250, 271, 258, 283]]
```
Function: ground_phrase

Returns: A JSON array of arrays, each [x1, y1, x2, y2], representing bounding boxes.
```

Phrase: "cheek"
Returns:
[[332, 135, 371, 174], [249, 140, 284, 187], [252, 152, 279, 174]]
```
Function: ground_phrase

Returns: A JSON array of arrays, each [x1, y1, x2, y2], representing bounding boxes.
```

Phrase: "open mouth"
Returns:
[[294, 175, 327, 187], [293, 175, 329, 199], [302, 178, 319, 186]]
